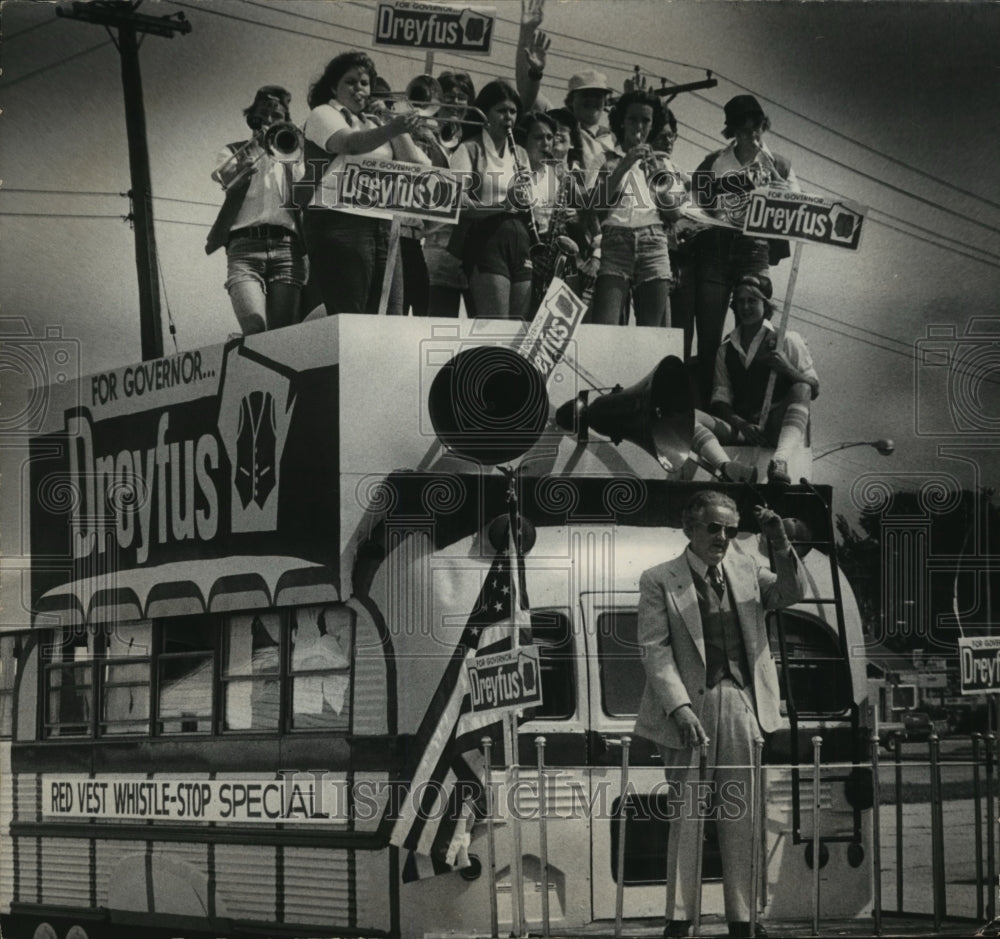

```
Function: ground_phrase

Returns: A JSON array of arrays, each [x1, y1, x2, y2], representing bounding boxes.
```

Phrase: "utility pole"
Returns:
[[56, 1, 191, 362]]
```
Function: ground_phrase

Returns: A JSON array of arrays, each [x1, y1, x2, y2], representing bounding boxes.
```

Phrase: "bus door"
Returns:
[[582, 591, 720, 921]]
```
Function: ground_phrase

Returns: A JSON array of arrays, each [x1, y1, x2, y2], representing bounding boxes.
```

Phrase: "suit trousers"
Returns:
[[661, 678, 764, 923]]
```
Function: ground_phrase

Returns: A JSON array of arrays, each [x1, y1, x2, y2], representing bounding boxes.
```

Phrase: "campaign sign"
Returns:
[[324, 156, 462, 223], [517, 278, 587, 382], [467, 646, 543, 716], [959, 636, 1000, 695], [373, 1, 495, 54], [743, 188, 867, 251]]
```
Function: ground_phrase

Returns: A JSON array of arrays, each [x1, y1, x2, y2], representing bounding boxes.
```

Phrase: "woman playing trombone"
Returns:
[[586, 89, 685, 327], [301, 51, 430, 316], [448, 80, 534, 320]]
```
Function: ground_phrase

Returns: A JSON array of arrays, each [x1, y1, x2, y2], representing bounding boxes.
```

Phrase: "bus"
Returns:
[[0, 315, 873, 938]]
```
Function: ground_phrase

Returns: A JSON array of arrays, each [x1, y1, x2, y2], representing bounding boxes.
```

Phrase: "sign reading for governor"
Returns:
[[373, 1, 495, 54], [959, 636, 1000, 695], [467, 646, 543, 716], [743, 188, 867, 251]]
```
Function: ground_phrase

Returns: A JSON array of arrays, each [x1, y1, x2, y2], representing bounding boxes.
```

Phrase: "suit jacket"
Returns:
[[633, 542, 805, 750]]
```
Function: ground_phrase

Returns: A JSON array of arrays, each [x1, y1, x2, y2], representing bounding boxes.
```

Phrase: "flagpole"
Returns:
[[503, 467, 526, 937]]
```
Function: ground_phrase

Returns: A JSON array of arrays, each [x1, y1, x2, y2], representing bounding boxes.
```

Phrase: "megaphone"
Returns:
[[554, 355, 695, 472], [429, 345, 549, 465]]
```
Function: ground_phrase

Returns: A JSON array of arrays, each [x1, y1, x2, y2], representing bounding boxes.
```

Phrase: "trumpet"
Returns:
[[212, 121, 304, 191], [637, 146, 686, 215]]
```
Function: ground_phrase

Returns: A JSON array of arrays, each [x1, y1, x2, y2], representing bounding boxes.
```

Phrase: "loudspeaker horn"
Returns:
[[554, 355, 695, 472], [429, 345, 549, 465]]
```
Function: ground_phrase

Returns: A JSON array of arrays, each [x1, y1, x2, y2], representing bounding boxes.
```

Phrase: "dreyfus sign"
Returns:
[[28, 340, 340, 606], [373, 1, 495, 54], [517, 279, 587, 381], [322, 157, 462, 223], [742, 188, 867, 251], [467, 646, 542, 716], [959, 637, 1000, 695]]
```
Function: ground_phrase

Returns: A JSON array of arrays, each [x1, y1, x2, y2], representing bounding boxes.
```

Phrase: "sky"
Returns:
[[1, 0, 999, 525]]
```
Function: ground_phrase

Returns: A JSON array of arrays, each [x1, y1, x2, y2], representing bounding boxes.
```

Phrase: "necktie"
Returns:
[[707, 565, 726, 601]]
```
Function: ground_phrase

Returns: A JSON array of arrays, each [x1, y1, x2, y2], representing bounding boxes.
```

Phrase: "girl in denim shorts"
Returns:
[[586, 90, 684, 327]]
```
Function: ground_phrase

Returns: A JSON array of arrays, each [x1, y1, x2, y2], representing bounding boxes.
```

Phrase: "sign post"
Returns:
[[740, 188, 868, 448]]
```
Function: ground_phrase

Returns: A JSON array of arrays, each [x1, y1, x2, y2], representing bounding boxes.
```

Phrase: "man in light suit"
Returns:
[[634, 489, 805, 939]]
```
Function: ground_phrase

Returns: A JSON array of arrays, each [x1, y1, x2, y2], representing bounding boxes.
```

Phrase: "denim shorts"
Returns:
[[598, 224, 672, 285], [225, 229, 308, 292]]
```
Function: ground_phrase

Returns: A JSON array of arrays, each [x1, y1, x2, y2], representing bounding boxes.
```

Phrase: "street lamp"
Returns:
[[813, 439, 895, 461]]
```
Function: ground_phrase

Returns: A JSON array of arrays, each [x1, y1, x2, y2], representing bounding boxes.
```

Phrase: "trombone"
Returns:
[[365, 74, 486, 137], [212, 121, 305, 191]]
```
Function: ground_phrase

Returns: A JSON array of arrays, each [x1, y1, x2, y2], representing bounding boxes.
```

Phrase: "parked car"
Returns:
[[878, 710, 933, 748]]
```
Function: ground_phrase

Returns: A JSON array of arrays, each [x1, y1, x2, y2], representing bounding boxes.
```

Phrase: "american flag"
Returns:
[[387, 509, 531, 881]]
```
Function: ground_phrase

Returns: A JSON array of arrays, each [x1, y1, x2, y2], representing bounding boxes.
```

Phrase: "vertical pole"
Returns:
[[424, 50, 435, 75], [749, 738, 763, 938], [894, 734, 905, 912], [870, 730, 883, 936], [118, 20, 164, 360], [974, 733, 985, 920], [613, 735, 631, 939], [811, 735, 822, 937], [987, 733, 997, 921], [504, 712, 525, 937], [482, 736, 499, 939], [378, 217, 402, 317], [754, 241, 803, 451], [535, 736, 549, 938], [691, 742, 708, 937], [929, 734, 944, 931]]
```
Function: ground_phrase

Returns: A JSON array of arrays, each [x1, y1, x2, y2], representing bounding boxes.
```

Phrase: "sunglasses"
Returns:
[[697, 521, 740, 539]]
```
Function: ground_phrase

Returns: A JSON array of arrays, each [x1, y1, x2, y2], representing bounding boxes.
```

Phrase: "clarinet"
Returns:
[[505, 128, 545, 255]]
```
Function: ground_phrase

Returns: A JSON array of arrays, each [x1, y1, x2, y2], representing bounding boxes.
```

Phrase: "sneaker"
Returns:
[[767, 458, 791, 485], [721, 460, 759, 484], [663, 921, 692, 938]]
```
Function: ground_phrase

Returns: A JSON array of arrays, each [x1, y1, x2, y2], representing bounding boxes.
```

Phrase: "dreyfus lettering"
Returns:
[[67, 410, 219, 564]]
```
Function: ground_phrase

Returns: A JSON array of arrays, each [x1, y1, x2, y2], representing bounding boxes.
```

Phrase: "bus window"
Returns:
[[770, 611, 852, 716], [158, 616, 214, 734], [0, 634, 21, 738], [223, 612, 282, 731], [43, 624, 96, 737], [290, 605, 352, 730], [596, 610, 644, 717], [531, 610, 575, 720], [100, 621, 152, 735]]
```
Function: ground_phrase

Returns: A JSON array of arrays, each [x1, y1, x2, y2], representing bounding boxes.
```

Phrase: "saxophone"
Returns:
[[531, 168, 579, 309]]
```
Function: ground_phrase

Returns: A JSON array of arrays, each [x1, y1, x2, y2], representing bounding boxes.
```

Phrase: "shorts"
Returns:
[[598, 224, 672, 286], [693, 228, 770, 287], [464, 214, 533, 284], [225, 228, 308, 292]]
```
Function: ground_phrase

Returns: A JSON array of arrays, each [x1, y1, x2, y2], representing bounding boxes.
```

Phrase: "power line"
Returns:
[[0, 212, 126, 220], [4, 16, 58, 41], [1, 187, 218, 210], [0, 40, 114, 90]]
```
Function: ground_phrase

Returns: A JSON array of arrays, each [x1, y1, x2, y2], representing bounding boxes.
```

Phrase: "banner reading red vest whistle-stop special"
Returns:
[[743, 188, 867, 251], [373, 1, 495, 54], [318, 156, 462, 223]]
